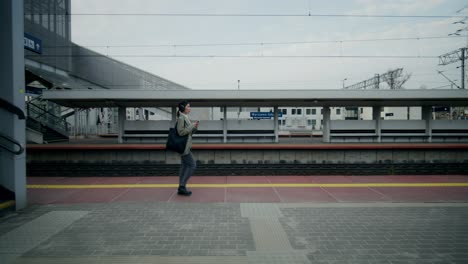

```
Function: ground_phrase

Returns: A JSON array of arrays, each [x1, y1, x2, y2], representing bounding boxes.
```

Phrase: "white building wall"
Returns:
[[68, 105, 424, 136], [381, 107, 422, 120], [188, 108, 211, 121], [278, 107, 345, 131], [357, 107, 422, 120], [211, 106, 345, 131], [360, 107, 374, 120], [126, 107, 172, 121]]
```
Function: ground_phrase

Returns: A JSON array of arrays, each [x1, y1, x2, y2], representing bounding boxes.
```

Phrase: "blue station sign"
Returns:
[[24, 33, 42, 54], [250, 112, 283, 119]]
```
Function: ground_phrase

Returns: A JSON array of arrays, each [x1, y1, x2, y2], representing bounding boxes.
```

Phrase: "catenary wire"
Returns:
[[42, 35, 466, 48]]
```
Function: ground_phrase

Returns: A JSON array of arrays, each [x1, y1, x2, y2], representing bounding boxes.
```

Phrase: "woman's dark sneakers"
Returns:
[[177, 186, 192, 196]]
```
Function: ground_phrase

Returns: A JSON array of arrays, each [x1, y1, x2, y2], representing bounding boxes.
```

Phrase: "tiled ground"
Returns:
[[1, 203, 467, 264]]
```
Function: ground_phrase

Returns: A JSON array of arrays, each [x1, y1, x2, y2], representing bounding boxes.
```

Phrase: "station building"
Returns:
[[23, 0, 202, 142], [23, 0, 441, 142]]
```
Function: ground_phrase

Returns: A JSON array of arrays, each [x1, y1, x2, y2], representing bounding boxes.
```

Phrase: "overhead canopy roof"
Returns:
[[25, 59, 109, 90], [25, 68, 108, 91], [42, 89, 468, 108]]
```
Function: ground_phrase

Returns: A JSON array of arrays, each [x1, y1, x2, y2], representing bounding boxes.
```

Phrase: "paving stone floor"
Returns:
[[1, 202, 468, 264]]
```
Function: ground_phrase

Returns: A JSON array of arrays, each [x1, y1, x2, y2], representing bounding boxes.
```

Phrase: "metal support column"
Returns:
[[223, 106, 227, 143], [322, 107, 331, 143], [423, 106, 432, 143], [373, 106, 381, 143], [274, 106, 279, 143], [118, 107, 125, 143]]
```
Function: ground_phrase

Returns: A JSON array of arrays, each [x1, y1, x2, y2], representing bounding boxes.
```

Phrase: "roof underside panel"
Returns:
[[42, 89, 468, 108]]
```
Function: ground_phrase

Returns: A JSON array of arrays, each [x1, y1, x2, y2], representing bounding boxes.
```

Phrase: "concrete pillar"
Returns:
[[139, 107, 144, 121], [322, 106, 330, 143], [373, 106, 381, 143], [118, 107, 125, 143], [0, 0, 26, 210], [223, 106, 227, 143], [422, 106, 432, 143], [74, 108, 78, 138], [85, 109, 89, 138], [171, 106, 176, 126], [274, 106, 279, 143]]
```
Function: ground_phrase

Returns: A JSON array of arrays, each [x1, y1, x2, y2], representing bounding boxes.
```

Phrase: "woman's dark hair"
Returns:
[[177, 100, 189, 117]]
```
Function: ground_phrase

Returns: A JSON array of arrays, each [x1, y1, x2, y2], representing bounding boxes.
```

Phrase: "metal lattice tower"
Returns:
[[343, 68, 403, 90], [438, 47, 467, 89]]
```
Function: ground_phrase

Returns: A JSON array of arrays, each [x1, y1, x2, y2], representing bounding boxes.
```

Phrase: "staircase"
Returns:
[[26, 101, 70, 143]]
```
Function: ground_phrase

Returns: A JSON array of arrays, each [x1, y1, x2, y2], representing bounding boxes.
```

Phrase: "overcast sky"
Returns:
[[71, 0, 467, 90]]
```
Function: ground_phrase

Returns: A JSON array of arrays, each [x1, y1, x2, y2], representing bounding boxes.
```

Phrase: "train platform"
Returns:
[[26, 175, 468, 204], [0, 175, 467, 264]]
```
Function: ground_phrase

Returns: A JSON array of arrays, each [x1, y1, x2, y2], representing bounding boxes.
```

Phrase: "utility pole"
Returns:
[[462, 48, 465, 90], [439, 47, 467, 89], [439, 47, 467, 120]]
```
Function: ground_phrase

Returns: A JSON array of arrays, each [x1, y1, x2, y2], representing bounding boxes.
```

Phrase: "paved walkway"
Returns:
[[1, 202, 468, 264], [1, 175, 468, 264]]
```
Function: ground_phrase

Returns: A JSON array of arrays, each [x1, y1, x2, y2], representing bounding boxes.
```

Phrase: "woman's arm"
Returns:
[[177, 116, 195, 136]]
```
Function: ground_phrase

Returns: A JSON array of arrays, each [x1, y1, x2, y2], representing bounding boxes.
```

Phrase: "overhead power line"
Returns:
[[24, 13, 466, 18], [456, 5, 468, 13], [25, 54, 439, 59], [437, 70, 461, 89], [427, 84, 453, 89], [43, 35, 465, 49]]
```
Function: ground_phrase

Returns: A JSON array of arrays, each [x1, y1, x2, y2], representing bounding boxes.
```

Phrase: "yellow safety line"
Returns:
[[0, 200, 15, 209], [27, 183, 468, 189]]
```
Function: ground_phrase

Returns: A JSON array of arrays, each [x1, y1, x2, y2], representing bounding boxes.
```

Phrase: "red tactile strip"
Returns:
[[26, 175, 468, 205]]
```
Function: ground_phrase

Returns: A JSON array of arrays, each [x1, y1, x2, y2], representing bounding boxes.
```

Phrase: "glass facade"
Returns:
[[25, 0, 69, 39]]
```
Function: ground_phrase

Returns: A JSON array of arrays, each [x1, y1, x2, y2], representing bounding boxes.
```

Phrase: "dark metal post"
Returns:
[[462, 48, 465, 90]]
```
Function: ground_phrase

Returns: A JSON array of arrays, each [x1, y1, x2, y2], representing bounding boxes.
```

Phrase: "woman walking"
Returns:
[[176, 100, 199, 196]]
